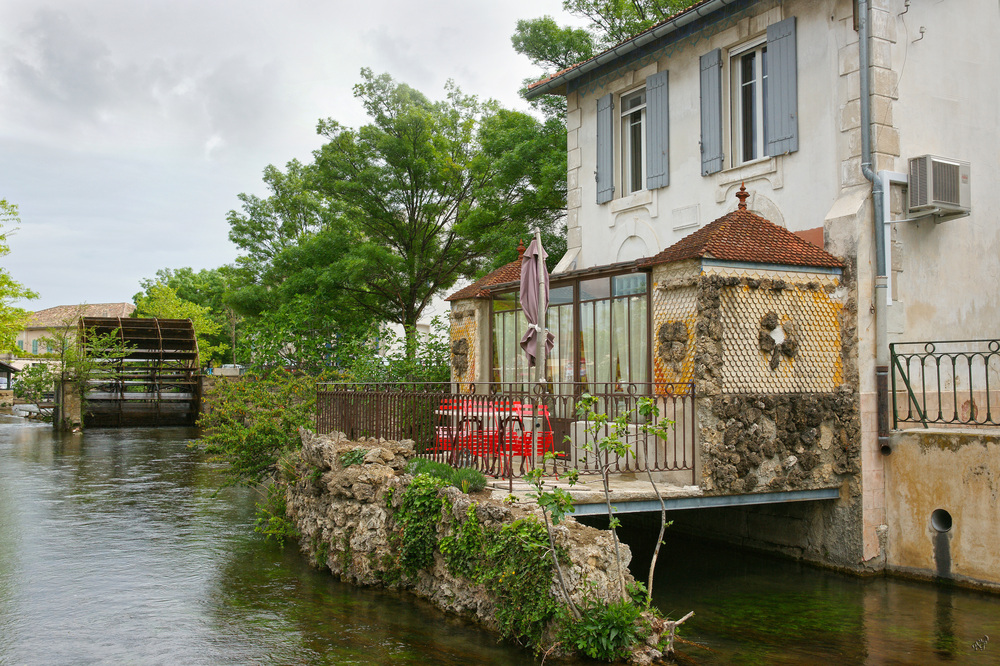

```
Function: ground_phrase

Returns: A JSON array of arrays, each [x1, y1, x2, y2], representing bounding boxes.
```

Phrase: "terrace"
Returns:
[[316, 380, 706, 510]]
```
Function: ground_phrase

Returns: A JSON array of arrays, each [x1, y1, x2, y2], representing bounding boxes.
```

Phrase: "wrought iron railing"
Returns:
[[316, 381, 697, 487], [890, 339, 1000, 428]]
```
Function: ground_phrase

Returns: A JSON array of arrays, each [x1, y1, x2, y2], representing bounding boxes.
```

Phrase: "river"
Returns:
[[1, 415, 998, 665]]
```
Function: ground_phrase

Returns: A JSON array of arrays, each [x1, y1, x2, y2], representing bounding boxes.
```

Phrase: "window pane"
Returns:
[[630, 296, 648, 383], [613, 273, 647, 297], [762, 46, 769, 155], [629, 112, 643, 193], [611, 298, 629, 383], [580, 278, 610, 301], [550, 285, 573, 305], [493, 291, 516, 312], [741, 52, 756, 161]]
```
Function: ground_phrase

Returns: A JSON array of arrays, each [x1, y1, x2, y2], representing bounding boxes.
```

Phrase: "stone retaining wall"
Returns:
[[285, 430, 671, 662]]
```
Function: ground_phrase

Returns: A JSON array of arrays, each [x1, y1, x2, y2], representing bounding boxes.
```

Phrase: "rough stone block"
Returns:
[[875, 125, 900, 157], [567, 167, 579, 191], [567, 225, 582, 248], [839, 44, 859, 76], [872, 67, 899, 99], [841, 155, 865, 187], [566, 108, 582, 131], [567, 186, 582, 210], [567, 147, 581, 171], [840, 99, 861, 131], [844, 71, 860, 102], [566, 128, 578, 151], [870, 9, 897, 43]]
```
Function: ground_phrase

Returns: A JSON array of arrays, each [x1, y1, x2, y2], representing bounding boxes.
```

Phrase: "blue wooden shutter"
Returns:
[[596, 93, 615, 203], [766, 16, 798, 156], [645, 70, 670, 190], [699, 49, 724, 175]]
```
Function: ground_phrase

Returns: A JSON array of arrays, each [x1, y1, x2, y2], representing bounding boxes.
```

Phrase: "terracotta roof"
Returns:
[[446, 258, 523, 301], [27, 303, 136, 329], [639, 186, 843, 269], [526, 0, 718, 95]]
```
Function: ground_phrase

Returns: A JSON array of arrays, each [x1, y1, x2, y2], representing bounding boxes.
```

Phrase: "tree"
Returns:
[[133, 282, 227, 365], [135, 266, 242, 365], [311, 69, 566, 355], [513, 1, 697, 76], [0, 199, 38, 351]]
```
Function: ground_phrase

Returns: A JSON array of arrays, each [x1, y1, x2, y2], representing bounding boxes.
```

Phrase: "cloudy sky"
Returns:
[[0, 0, 578, 310]]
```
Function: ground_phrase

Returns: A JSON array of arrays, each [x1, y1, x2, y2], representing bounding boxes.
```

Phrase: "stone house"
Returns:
[[11, 303, 136, 361], [448, 0, 1000, 587]]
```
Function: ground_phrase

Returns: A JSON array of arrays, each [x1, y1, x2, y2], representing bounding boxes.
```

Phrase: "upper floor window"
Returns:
[[700, 16, 797, 175], [620, 89, 646, 196], [731, 41, 768, 164], [596, 70, 670, 204]]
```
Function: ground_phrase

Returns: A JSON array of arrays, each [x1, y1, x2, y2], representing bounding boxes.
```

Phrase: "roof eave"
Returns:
[[524, 0, 736, 100]]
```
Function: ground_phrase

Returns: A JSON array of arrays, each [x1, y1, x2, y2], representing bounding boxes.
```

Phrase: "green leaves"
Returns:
[[397, 473, 450, 575], [0, 198, 38, 352]]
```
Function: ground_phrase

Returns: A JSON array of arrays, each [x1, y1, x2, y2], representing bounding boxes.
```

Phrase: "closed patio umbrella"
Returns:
[[519, 232, 554, 382]]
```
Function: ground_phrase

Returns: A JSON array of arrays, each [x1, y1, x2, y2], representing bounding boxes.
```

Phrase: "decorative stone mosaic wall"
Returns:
[[449, 300, 479, 387], [651, 262, 699, 385]]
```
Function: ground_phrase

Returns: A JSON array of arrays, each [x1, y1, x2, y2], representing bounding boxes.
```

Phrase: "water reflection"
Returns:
[[602, 516, 1000, 664], [0, 416, 533, 665]]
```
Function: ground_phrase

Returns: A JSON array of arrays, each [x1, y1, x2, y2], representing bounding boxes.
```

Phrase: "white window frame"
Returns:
[[619, 86, 647, 197], [728, 37, 768, 167]]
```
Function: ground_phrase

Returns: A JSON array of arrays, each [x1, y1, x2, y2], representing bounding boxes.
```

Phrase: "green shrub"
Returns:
[[558, 598, 647, 661], [340, 448, 367, 467], [406, 458, 487, 493], [450, 466, 487, 493], [254, 483, 299, 547], [397, 473, 450, 575]]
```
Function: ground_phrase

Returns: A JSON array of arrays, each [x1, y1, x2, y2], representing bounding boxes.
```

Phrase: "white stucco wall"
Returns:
[[886, 0, 1000, 342], [566, 0, 846, 271]]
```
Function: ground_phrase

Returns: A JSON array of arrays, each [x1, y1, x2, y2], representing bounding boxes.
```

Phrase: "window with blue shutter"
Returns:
[[765, 17, 798, 156], [596, 93, 615, 204], [700, 49, 724, 175], [645, 70, 669, 190]]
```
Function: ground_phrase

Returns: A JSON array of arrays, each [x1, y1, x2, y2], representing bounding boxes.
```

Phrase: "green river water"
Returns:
[[1, 414, 998, 665]]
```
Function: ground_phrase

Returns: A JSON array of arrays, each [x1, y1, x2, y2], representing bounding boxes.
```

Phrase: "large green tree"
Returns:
[[133, 282, 227, 365], [0, 199, 38, 351]]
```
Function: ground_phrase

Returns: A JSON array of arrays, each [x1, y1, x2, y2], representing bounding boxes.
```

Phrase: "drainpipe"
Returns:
[[858, 0, 891, 454]]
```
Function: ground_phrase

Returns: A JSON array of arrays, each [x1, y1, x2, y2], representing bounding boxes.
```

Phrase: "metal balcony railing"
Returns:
[[891, 339, 1000, 428], [316, 381, 696, 486]]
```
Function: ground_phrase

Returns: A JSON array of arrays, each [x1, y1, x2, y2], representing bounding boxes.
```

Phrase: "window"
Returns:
[[596, 70, 669, 203], [32, 339, 38, 354], [700, 16, 798, 175], [17, 340, 23, 350], [731, 42, 768, 164], [491, 272, 649, 391], [620, 89, 646, 196]]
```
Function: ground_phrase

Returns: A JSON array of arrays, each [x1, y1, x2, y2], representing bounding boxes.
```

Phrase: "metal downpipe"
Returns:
[[858, 0, 891, 453]]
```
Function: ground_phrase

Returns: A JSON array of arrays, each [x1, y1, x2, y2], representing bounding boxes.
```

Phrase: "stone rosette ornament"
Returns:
[[451, 338, 469, 375], [758, 311, 798, 371], [657, 320, 689, 371]]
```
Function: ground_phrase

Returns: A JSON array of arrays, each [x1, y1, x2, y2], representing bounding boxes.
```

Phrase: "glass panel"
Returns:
[[611, 298, 629, 383], [629, 112, 643, 193], [762, 46, 769, 155], [580, 278, 610, 301], [613, 273, 647, 297], [493, 291, 516, 312], [630, 295, 648, 383], [622, 89, 646, 112], [550, 285, 573, 305], [741, 51, 757, 161]]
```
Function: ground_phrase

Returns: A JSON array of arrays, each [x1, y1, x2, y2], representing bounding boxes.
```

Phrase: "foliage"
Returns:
[[197, 372, 318, 486], [439, 503, 485, 580], [339, 448, 368, 467], [133, 281, 228, 365], [341, 317, 451, 383], [512, 16, 596, 71], [396, 473, 450, 575], [406, 458, 487, 493], [558, 597, 647, 661], [135, 266, 241, 365], [254, 483, 300, 546], [12, 363, 55, 407], [479, 517, 561, 645], [0, 199, 38, 352]]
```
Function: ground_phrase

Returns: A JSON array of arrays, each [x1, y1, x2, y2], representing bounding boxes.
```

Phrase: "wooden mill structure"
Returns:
[[79, 317, 200, 427]]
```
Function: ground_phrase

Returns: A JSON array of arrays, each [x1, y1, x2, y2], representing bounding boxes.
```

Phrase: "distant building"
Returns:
[[12, 303, 135, 360]]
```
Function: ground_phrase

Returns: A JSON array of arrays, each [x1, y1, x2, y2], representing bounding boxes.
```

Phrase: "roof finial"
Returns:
[[736, 182, 749, 210], [517, 239, 526, 258]]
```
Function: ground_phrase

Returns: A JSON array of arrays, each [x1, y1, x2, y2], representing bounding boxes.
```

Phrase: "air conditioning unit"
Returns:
[[908, 155, 971, 217]]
